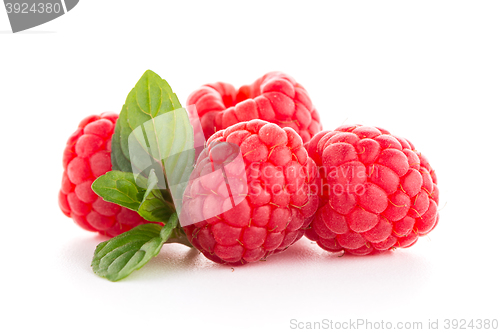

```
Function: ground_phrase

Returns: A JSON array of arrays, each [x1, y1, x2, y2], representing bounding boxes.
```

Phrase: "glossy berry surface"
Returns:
[[305, 125, 439, 255]]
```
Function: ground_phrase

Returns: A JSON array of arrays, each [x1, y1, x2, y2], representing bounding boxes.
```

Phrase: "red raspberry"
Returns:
[[186, 72, 322, 143], [181, 120, 319, 265], [58, 113, 150, 237], [305, 125, 439, 255]]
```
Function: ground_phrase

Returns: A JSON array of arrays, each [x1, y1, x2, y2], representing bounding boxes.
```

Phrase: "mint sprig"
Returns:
[[93, 69, 194, 221], [89, 69, 197, 281]]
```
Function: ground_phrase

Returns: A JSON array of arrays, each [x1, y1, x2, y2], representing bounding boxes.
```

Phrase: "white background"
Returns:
[[1, 1, 499, 332]]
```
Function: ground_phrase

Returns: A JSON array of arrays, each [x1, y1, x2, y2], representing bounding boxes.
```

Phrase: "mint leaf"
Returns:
[[143, 168, 159, 199], [111, 116, 133, 172], [136, 169, 174, 222], [91, 170, 174, 222], [92, 214, 179, 282], [111, 70, 182, 174], [91, 171, 146, 211], [128, 108, 196, 211]]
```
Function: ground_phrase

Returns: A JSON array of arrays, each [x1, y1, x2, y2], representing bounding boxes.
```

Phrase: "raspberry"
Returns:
[[181, 120, 319, 264], [58, 113, 150, 237], [305, 125, 439, 255], [186, 72, 322, 144]]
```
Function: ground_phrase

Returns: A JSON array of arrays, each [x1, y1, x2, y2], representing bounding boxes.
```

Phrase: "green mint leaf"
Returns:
[[91, 170, 174, 223], [111, 70, 182, 174], [92, 214, 179, 282], [108, 69, 196, 221], [91, 171, 146, 211], [111, 116, 133, 172], [136, 169, 174, 222], [128, 107, 196, 212], [143, 168, 159, 200], [159, 109, 196, 209]]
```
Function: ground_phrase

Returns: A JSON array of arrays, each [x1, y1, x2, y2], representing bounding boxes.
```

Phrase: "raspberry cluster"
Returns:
[[187, 72, 322, 143], [304, 125, 439, 254], [181, 120, 319, 264], [58, 113, 150, 237], [61, 72, 441, 271]]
